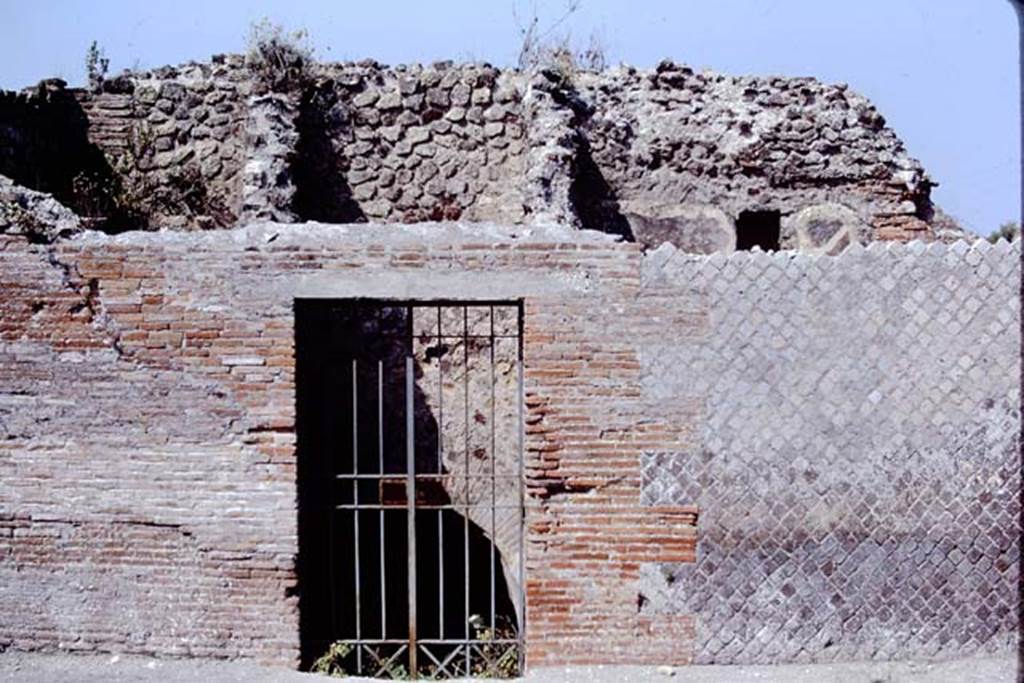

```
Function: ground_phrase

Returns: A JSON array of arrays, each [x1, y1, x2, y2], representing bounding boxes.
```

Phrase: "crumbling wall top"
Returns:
[[0, 55, 960, 250]]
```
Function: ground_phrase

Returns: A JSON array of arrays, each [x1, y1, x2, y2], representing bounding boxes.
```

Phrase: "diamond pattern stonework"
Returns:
[[637, 240, 1021, 663]]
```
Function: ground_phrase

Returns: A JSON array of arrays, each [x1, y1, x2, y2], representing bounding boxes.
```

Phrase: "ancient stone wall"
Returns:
[[0, 59, 250, 230], [0, 58, 957, 246], [78, 58, 251, 228], [639, 239, 1020, 663], [573, 63, 935, 244], [294, 62, 529, 224], [0, 223, 1016, 668]]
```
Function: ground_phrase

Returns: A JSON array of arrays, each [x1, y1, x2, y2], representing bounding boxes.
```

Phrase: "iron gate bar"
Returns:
[[436, 307, 444, 644], [352, 359, 362, 674], [378, 360, 386, 641], [335, 474, 523, 480], [405, 354, 418, 678], [462, 306, 472, 679], [324, 301, 525, 679], [489, 306, 497, 636], [364, 643, 408, 678], [341, 639, 520, 645], [425, 643, 465, 678], [334, 334, 522, 340], [418, 644, 451, 677], [334, 504, 523, 510], [516, 354, 526, 673]]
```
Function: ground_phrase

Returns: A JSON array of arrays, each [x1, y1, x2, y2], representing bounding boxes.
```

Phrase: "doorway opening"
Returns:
[[295, 300, 525, 679]]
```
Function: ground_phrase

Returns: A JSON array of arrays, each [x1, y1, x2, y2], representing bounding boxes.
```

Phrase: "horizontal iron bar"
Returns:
[[297, 298, 524, 307], [338, 639, 520, 645], [324, 334, 521, 340], [335, 474, 522, 480], [334, 504, 523, 510]]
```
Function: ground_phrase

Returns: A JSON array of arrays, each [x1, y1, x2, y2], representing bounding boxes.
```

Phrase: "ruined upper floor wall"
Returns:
[[0, 56, 954, 248], [574, 63, 935, 245], [293, 61, 529, 225], [0, 58, 250, 229]]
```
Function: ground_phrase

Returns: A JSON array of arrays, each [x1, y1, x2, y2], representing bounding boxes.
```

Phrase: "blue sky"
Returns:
[[0, 0, 1019, 234]]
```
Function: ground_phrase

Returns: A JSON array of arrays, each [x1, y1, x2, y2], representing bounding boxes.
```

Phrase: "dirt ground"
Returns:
[[0, 650, 1016, 682]]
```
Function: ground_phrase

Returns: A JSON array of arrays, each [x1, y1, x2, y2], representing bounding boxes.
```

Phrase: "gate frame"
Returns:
[[314, 298, 526, 680]]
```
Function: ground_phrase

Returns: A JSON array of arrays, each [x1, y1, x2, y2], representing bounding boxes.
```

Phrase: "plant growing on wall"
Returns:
[[310, 641, 354, 677], [468, 614, 521, 678], [70, 121, 227, 231], [70, 120, 155, 229], [85, 40, 109, 91], [245, 18, 315, 94], [986, 221, 1020, 243], [514, 0, 607, 78]]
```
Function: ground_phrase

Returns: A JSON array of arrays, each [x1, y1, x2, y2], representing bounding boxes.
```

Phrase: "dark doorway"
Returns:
[[295, 300, 524, 679], [735, 210, 781, 251]]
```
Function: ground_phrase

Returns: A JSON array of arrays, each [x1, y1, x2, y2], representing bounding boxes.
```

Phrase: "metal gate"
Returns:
[[306, 301, 525, 679]]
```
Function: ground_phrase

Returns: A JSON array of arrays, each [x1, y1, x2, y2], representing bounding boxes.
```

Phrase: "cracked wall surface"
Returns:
[[0, 222, 700, 666]]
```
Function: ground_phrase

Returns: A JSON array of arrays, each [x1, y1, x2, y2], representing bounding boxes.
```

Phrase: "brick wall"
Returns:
[[0, 223, 700, 666], [0, 223, 1017, 668]]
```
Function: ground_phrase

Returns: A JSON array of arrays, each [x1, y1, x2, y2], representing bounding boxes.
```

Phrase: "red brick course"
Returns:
[[0, 226, 702, 667]]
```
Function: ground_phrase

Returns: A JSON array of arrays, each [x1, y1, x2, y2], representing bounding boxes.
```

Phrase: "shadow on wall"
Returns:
[[0, 83, 121, 225], [554, 82, 632, 241], [292, 82, 367, 223], [571, 134, 634, 240], [294, 301, 516, 671]]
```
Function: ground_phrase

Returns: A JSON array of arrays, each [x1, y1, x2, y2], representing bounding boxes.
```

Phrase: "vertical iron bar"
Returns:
[[352, 359, 362, 674], [489, 307, 497, 637], [517, 305, 526, 674], [328, 355, 338, 643], [463, 305, 471, 677], [437, 512, 444, 639], [378, 360, 386, 640], [406, 354, 418, 679], [436, 307, 444, 641], [437, 306, 443, 476]]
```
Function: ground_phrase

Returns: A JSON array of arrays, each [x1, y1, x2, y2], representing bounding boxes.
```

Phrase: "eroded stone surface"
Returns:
[[0, 174, 82, 242], [0, 58, 962, 244]]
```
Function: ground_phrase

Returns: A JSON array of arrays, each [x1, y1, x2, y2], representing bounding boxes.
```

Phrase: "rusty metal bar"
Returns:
[[324, 302, 525, 678], [335, 473, 521, 480], [347, 333, 521, 340], [337, 638, 519, 645], [405, 354, 418, 679], [334, 503, 522, 511], [328, 359, 339, 644]]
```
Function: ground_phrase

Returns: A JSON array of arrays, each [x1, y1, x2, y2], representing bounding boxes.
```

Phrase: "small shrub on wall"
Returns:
[[245, 19, 314, 94]]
